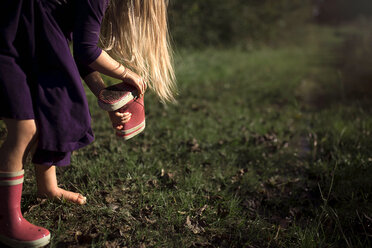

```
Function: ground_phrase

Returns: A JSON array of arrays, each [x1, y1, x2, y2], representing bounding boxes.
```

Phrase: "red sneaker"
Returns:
[[115, 96, 145, 140], [98, 83, 146, 140]]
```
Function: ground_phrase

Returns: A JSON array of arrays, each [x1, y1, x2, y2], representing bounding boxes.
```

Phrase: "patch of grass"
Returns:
[[0, 23, 372, 247]]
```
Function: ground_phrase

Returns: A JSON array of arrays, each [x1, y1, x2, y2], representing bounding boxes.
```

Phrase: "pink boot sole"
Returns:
[[0, 234, 50, 248]]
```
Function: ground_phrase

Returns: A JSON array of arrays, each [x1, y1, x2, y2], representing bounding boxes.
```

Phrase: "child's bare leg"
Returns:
[[33, 110, 131, 206], [35, 164, 87, 205], [0, 119, 51, 246], [0, 119, 37, 172]]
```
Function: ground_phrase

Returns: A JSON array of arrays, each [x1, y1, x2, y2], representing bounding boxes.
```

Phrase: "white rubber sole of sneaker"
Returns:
[[97, 93, 135, 112], [0, 233, 51, 248]]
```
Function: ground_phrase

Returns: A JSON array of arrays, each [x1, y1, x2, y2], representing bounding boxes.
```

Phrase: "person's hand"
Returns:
[[88, 51, 147, 96], [122, 69, 147, 97], [108, 111, 132, 130]]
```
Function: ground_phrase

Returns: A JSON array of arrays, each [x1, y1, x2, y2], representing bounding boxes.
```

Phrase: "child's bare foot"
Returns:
[[34, 164, 87, 205], [37, 187, 87, 205]]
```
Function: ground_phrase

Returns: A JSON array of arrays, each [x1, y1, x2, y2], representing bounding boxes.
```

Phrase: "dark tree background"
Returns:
[[168, 0, 372, 48], [314, 0, 372, 24]]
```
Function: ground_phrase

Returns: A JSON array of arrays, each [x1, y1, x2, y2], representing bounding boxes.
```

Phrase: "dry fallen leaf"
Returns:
[[145, 216, 157, 224], [185, 216, 205, 234], [105, 196, 115, 204], [109, 204, 119, 211], [74, 231, 82, 243], [104, 241, 121, 248], [188, 138, 201, 152], [196, 205, 208, 216]]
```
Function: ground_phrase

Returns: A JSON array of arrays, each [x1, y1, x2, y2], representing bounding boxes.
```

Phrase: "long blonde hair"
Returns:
[[100, 0, 177, 103]]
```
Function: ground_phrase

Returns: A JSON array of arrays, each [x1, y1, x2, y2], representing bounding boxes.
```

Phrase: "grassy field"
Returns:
[[1, 23, 372, 247]]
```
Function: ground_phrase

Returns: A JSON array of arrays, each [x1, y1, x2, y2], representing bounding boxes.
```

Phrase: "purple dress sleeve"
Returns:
[[73, 0, 108, 78]]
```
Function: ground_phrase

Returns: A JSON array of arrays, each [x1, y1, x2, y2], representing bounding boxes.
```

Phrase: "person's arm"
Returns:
[[83, 71, 131, 130], [73, 0, 106, 80], [73, 0, 145, 95], [82, 71, 106, 97], [88, 50, 146, 95], [73, 0, 134, 130]]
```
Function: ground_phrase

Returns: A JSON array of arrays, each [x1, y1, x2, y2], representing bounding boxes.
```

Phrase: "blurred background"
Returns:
[[164, 0, 372, 247], [168, 0, 372, 102], [169, 0, 372, 47]]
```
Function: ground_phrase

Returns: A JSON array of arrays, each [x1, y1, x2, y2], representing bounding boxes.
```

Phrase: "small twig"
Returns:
[[326, 162, 338, 202], [356, 210, 369, 241], [274, 226, 281, 240], [364, 213, 372, 222], [318, 162, 338, 205], [318, 183, 326, 203]]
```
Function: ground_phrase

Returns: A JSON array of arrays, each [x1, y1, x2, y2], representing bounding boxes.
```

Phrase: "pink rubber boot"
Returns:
[[0, 170, 51, 248], [115, 96, 146, 140], [98, 83, 146, 140]]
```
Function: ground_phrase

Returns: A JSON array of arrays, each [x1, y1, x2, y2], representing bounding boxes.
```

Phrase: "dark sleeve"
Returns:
[[73, 0, 108, 78], [0, 1, 22, 58]]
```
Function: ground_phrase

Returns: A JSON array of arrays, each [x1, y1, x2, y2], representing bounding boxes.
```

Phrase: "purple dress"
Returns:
[[0, 0, 108, 166]]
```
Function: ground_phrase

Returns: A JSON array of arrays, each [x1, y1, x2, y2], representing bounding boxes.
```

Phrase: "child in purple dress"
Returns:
[[0, 0, 176, 247]]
